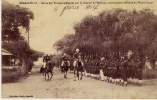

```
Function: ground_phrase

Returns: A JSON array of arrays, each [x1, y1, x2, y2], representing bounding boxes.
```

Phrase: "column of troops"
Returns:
[[83, 52, 143, 86]]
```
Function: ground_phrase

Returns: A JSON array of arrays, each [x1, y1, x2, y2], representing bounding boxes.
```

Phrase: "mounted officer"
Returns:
[[60, 53, 70, 73], [73, 48, 83, 68], [43, 54, 51, 68], [73, 48, 84, 81]]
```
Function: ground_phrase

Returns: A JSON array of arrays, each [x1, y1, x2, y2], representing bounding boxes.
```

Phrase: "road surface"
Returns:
[[2, 66, 157, 99]]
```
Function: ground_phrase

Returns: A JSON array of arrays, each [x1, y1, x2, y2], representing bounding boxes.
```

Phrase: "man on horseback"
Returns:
[[42, 54, 54, 81], [73, 48, 84, 81], [40, 54, 51, 74], [43, 54, 51, 68], [60, 53, 70, 78]]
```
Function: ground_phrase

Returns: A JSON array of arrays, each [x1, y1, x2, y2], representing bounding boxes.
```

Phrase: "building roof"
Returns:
[[2, 48, 13, 55]]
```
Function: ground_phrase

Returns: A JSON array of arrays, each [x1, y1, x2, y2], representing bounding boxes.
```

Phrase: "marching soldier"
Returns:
[[110, 59, 113, 83], [99, 57, 105, 81], [137, 58, 143, 86], [134, 58, 139, 85], [115, 59, 120, 85], [95, 58, 100, 79], [122, 56, 128, 86], [90, 60, 93, 78], [108, 59, 112, 82], [84, 56, 88, 77], [106, 59, 110, 82], [103, 59, 108, 81], [119, 56, 124, 85], [112, 59, 116, 84], [111, 58, 115, 83]]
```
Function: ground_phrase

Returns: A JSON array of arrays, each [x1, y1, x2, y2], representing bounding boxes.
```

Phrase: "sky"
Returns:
[[5, 0, 157, 55]]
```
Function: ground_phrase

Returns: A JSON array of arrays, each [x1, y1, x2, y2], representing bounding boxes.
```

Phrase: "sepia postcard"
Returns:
[[1, 0, 157, 99]]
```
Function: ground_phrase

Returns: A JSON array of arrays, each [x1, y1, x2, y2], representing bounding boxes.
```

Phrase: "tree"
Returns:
[[54, 8, 157, 66], [2, 0, 34, 42], [2, 1, 44, 71]]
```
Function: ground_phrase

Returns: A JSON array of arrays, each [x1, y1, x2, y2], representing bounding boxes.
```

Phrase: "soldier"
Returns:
[[84, 56, 88, 77], [112, 59, 116, 84], [73, 48, 83, 67], [123, 56, 128, 86], [119, 56, 124, 85], [95, 58, 100, 79], [115, 59, 120, 85], [118, 58, 122, 85], [43, 54, 51, 68], [107, 59, 111, 82], [110, 58, 113, 83], [60, 53, 70, 73], [90, 60, 95, 78], [88, 59, 92, 77], [137, 58, 143, 86], [86, 59, 90, 77], [99, 57, 105, 81], [73, 48, 83, 81], [134, 58, 139, 85], [111, 58, 115, 83], [103, 59, 108, 81]]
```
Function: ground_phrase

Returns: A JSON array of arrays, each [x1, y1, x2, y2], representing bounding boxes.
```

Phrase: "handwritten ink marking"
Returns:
[[85, 4, 100, 10], [54, 6, 59, 12], [60, 5, 79, 16]]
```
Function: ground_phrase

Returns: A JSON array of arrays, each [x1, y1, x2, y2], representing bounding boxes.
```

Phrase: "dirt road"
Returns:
[[2, 67, 157, 99]]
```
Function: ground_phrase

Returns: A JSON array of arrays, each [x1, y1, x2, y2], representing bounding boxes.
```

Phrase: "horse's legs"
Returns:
[[80, 71, 83, 80], [50, 72, 53, 80], [74, 66, 75, 78], [66, 70, 67, 78], [64, 71, 65, 78], [47, 72, 49, 81], [74, 69, 76, 81], [64, 71, 66, 78], [77, 70, 79, 80], [43, 69, 45, 76], [65, 66, 68, 79], [45, 72, 46, 80]]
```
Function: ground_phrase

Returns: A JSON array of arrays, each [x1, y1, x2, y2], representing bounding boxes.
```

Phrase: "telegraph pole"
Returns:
[[26, 15, 30, 76], [25, 29, 29, 76]]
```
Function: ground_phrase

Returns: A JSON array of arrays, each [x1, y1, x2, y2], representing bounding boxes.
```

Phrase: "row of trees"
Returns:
[[2, 0, 43, 67], [54, 8, 157, 67]]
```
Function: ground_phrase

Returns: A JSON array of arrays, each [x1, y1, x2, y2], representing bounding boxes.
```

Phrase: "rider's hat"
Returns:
[[76, 48, 79, 52]]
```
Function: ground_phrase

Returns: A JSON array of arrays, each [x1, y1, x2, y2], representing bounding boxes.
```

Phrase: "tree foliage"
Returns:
[[2, 0, 34, 41], [2, 0, 43, 64], [54, 8, 157, 63]]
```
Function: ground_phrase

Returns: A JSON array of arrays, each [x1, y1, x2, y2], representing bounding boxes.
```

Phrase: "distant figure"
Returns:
[[11, 58, 15, 66], [15, 59, 20, 66], [28, 58, 34, 73]]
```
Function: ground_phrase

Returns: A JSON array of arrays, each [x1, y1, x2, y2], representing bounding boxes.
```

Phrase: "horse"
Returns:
[[44, 61, 55, 81], [74, 59, 84, 81], [40, 62, 46, 76], [61, 61, 69, 79]]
